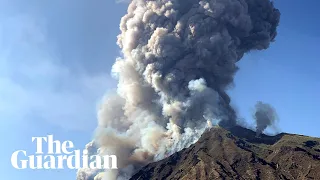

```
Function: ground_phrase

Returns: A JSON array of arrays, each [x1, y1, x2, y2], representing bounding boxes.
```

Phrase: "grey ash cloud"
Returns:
[[78, 0, 281, 179], [254, 101, 279, 135]]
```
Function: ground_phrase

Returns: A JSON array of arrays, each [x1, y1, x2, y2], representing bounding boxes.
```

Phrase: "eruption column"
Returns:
[[89, 0, 280, 179]]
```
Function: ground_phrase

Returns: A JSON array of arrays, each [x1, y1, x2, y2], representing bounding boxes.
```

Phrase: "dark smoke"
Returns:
[[78, 0, 281, 179], [254, 101, 279, 135]]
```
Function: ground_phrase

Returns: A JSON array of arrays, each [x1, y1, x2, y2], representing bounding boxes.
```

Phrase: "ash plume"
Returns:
[[253, 101, 279, 136], [76, 141, 104, 180], [80, 0, 281, 179]]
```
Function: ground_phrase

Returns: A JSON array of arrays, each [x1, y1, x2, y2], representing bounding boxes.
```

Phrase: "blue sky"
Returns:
[[0, 0, 319, 179]]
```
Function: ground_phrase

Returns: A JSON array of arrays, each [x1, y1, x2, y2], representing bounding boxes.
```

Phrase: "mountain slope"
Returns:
[[130, 126, 320, 180]]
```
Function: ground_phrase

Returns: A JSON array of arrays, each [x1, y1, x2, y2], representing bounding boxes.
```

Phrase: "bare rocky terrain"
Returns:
[[131, 126, 320, 180]]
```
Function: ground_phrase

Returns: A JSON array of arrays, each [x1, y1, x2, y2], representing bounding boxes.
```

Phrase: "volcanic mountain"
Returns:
[[130, 126, 320, 180]]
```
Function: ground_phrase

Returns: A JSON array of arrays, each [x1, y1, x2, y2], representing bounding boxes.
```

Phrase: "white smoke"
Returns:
[[93, 79, 213, 179], [76, 142, 105, 180], [77, 0, 280, 179]]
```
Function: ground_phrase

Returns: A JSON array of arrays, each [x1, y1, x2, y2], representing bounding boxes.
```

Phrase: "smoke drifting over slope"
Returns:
[[254, 101, 279, 135], [85, 0, 280, 179]]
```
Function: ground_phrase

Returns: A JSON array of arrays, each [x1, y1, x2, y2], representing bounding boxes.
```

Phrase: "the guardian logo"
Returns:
[[11, 135, 117, 170]]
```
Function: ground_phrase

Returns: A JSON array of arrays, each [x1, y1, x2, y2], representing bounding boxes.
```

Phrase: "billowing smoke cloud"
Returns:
[[76, 141, 105, 180], [79, 0, 280, 179], [253, 101, 279, 135]]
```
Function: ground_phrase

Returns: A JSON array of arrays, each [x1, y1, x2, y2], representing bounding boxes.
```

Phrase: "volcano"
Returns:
[[130, 126, 320, 180]]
